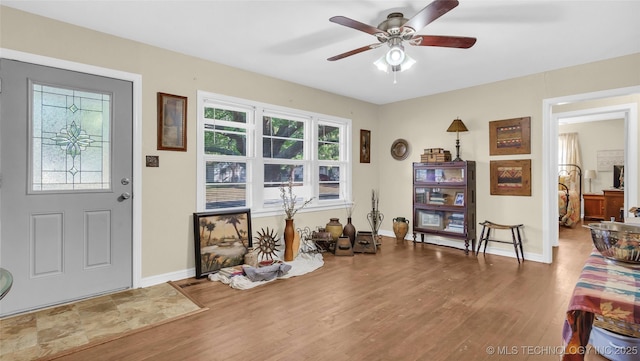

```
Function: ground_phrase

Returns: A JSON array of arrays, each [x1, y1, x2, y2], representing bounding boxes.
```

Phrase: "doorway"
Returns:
[[0, 50, 143, 316], [542, 87, 640, 263]]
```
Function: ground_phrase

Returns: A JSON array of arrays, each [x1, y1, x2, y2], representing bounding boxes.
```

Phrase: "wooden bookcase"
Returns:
[[412, 161, 476, 254]]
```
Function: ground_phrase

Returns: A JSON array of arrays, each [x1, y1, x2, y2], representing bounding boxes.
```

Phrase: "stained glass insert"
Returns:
[[31, 83, 111, 191]]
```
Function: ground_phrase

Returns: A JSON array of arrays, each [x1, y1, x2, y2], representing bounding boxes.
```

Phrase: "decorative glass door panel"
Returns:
[[415, 209, 466, 233], [415, 167, 465, 183], [415, 186, 465, 206], [30, 82, 111, 192]]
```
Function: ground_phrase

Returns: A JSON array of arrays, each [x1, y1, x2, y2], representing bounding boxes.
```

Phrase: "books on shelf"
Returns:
[[429, 192, 449, 204], [446, 213, 465, 233], [444, 226, 465, 233]]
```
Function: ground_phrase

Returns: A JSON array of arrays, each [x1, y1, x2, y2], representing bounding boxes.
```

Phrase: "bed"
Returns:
[[558, 164, 582, 227]]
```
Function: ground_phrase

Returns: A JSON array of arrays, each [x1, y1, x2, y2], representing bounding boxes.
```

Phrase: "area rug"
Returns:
[[208, 253, 324, 290], [0, 282, 207, 361]]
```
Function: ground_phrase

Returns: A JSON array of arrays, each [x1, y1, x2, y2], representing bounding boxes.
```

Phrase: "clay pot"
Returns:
[[392, 217, 410, 241], [325, 218, 343, 241]]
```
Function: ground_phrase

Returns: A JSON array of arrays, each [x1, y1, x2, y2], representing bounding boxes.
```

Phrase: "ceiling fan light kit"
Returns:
[[327, 0, 476, 80], [386, 45, 405, 66]]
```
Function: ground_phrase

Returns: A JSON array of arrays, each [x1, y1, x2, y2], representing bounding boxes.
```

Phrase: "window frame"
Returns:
[[197, 91, 352, 217]]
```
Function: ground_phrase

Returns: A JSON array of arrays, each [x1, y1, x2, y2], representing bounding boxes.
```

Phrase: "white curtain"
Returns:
[[558, 132, 582, 191]]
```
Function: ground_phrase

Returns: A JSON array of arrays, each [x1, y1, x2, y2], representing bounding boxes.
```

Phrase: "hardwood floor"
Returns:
[[54, 224, 595, 361]]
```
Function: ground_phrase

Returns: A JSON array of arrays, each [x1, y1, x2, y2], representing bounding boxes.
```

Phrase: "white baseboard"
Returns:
[[385, 229, 544, 263], [139, 268, 196, 288], [137, 229, 544, 289]]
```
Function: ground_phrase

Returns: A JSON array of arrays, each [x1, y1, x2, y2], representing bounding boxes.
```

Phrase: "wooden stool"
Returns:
[[476, 221, 524, 263]]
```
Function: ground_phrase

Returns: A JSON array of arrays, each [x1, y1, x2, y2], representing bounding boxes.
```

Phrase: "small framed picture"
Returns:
[[454, 192, 465, 206], [157, 92, 187, 151], [360, 129, 371, 163], [420, 212, 442, 228]]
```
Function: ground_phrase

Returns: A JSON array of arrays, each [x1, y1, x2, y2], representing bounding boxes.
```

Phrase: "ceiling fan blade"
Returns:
[[404, 0, 459, 32], [327, 43, 382, 61], [412, 35, 476, 48], [330, 16, 384, 36]]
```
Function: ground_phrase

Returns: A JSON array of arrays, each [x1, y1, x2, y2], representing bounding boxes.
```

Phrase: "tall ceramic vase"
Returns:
[[392, 217, 409, 241], [284, 219, 295, 261], [342, 217, 356, 246]]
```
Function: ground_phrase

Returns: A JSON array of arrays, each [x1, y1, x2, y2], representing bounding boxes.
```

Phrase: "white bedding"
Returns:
[[208, 252, 324, 290]]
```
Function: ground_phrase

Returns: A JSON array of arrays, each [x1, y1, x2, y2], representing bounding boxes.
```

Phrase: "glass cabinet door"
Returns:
[[415, 167, 465, 183], [414, 186, 465, 206], [415, 209, 465, 233]]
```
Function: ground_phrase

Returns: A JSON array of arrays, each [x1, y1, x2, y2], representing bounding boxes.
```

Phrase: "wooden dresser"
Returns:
[[583, 193, 605, 221], [603, 189, 624, 222]]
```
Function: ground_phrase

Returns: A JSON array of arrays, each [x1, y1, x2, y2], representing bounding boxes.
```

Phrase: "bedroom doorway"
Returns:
[[557, 113, 626, 227], [543, 87, 640, 263]]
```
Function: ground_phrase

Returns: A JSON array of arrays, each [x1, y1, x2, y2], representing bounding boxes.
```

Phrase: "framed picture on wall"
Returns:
[[489, 116, 531, 155], [360, 129, 371, 163], [157, 92, 188, 151], [490, 159, 532, 196]]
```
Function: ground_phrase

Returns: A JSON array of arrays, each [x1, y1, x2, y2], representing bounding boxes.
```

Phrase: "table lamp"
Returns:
[[446, 118, 468, 162], [584, 169, 597, 193]]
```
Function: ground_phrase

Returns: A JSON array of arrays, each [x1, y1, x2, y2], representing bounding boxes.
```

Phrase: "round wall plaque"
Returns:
[[390, 139, 409, 160]]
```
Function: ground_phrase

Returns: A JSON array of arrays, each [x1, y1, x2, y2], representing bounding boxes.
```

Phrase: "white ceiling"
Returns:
[[3, 0, 640, 105]]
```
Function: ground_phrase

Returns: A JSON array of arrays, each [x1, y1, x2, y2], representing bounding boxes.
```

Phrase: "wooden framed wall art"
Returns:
[[490, 159, 531, 196], [193, 209, 252, 278], [157, 92, 187, 151], [360, 129, 371, 163], [489, 116, 531, 155]]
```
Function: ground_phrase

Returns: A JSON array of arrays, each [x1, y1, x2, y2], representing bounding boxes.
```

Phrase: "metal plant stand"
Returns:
[[367, 210, 384, 247]]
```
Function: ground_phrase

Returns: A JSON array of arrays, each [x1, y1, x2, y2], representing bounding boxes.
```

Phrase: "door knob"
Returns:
[[121, 192, 131, 200]]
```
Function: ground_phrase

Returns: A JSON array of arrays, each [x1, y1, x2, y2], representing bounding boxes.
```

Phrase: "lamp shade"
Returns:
[[386, 45, 405, 66], [446, 118, 468, 133], [374, 53, 416, 73], [584, 169, 597, 179]]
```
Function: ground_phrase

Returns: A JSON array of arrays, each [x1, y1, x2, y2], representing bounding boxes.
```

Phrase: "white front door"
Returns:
[[0, 59, 133, 316]]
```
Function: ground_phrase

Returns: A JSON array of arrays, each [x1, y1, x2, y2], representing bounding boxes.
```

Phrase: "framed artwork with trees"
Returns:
[[193, 209, 252, 278]]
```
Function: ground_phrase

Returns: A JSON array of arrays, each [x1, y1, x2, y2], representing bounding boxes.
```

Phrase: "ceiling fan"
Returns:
[[327, 0, 476, 71]]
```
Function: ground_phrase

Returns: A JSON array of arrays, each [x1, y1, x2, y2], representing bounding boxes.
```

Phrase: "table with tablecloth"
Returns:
[[562, 250, 640, 360]]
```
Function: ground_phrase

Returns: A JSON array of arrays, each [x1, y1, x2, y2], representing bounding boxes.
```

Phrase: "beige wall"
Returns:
[[379, 56, 640, 256], [2, 6, 640, 276], [0, 6, 380, 279]]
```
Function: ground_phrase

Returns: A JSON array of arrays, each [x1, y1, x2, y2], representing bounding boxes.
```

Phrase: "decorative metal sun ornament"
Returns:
[[254, 227, 280, 261]]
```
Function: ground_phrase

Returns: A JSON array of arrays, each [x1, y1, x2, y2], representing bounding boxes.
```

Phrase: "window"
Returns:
[[31, 83, 111, 192], [197, 91, 351, 216]]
